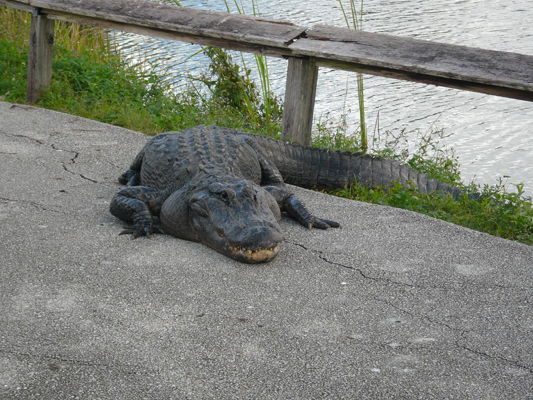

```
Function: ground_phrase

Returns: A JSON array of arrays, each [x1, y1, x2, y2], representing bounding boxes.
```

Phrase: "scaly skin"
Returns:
[[242, 132, 463, 197]]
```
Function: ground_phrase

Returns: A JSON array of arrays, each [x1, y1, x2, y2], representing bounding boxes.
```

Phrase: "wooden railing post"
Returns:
[[27, 7, 55, 103], [281, 57, 318, 145]]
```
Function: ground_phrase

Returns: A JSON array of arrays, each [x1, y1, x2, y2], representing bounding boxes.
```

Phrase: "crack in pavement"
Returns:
[[103, 158, 125, 171], [375, 297, 469, 334], [1, 132, 45, 145], [287, 240, 418, 289], [48, 143, 99, 184], [0, 197, 65, 214], [456, 340, 533, 374], [51, 143, 79, 164], [68, 170, 99, 183], [0, 347, 159, 376], [287, 240, 533, 290], [2, 131, 100, 184]]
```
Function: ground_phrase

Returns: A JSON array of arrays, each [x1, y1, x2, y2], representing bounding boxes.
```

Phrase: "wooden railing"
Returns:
[[2, 0, 533, 145]]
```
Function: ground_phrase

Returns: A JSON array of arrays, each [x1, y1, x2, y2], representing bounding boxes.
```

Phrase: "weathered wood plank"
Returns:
[[281, 57, 318, 145], [0, 0, 33, 12], [26, 8, 54, 103], [309, 58, 533, 101], [43, 12, 293, 58], [291, 25, 533, 101], [5, 0, 533, 101], [4, 0, 305, 51]]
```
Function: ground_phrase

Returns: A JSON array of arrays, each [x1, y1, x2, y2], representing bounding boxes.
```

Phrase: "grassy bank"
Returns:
[[1, 6, 532, 245], [0, 6, 281, 137]]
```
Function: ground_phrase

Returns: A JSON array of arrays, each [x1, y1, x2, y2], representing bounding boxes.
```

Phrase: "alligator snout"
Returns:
[[227, 223, 283, 250]]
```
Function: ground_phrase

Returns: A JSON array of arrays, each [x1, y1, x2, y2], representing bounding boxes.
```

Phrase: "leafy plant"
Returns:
[[200, 47, 257, 124], [165, 0, 282, 128], [197, 46, 282, 131], [373, 127, 463, 186], [330, 177, 533, 245]]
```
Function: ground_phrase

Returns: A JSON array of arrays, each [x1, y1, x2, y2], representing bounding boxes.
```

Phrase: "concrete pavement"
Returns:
[[1, 101, 532, 399]]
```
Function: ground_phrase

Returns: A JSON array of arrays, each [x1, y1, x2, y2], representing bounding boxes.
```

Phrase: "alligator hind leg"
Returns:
[[265, 186, 340, 230], [110, 187, 166, 238]]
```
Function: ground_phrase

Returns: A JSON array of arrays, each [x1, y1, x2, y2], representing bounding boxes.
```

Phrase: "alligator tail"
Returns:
[[254, 136, 463, 198]]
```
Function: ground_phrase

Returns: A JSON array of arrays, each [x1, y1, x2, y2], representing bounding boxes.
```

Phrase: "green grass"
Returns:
[[0, 5, 109, 59], [330, 179, 533, 245], [0, 37, 280, 135], [1, 5, 532, 245]]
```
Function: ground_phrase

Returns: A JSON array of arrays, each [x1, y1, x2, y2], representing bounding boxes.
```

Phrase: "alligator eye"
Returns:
[[213, 187, 235, 202]]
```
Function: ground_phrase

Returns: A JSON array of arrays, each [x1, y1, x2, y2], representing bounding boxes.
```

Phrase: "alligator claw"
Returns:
[[118, 225, 151, 238], [119, 216, 165, 239], [309, 217, 341, 230], [282, 194, 340, 230], [133, 225, 151, 239], [320, 218, 340, 228], [119, 227, 134, 236]]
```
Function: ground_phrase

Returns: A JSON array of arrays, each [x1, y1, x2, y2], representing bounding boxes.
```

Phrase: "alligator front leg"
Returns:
[[109, 187, 166, 238], [264, 186, 340, 230]]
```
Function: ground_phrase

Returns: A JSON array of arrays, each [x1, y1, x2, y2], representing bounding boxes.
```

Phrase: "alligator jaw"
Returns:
[[229, 244, 280, 263]]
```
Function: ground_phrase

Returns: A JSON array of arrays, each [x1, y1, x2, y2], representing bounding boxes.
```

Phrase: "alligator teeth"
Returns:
[[230, 245, 280, 261], [229, 245, 280, 254]]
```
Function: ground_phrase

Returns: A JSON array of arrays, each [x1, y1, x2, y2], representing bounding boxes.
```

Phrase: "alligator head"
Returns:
[[161, 179, 284, 263]]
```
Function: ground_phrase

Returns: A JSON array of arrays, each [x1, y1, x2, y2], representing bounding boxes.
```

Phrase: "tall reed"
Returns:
[[338, 0, 367, 153], [223, 0, 278, 123], [0, 5, 31, 43]]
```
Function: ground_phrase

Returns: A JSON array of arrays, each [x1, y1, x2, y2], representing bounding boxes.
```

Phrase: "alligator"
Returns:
[[110, 125, 462, 263]]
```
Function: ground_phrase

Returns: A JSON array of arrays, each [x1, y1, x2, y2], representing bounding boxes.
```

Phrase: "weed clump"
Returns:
[[195, 46, 283, 135]]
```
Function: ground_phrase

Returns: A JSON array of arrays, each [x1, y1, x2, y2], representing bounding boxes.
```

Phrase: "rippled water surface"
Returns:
[[115, 0, 533, 194]]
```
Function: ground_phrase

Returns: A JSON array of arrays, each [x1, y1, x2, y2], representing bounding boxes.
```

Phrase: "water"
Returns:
[[114, 0, 533, 195]]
